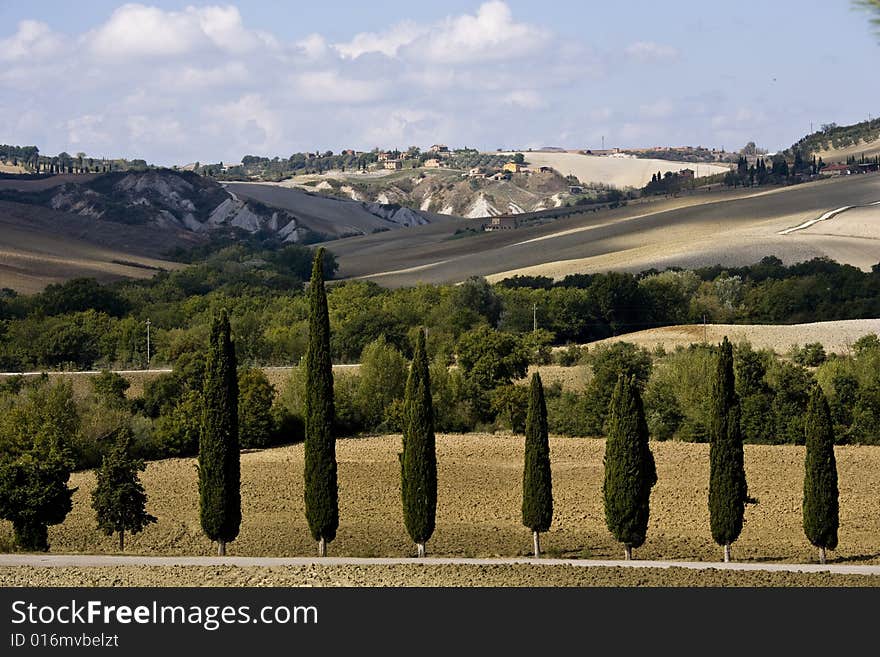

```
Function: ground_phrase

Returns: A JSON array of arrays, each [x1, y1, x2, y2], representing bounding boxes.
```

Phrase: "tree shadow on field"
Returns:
[[749, 554, 792, 563], [829, 552, 880, 564]]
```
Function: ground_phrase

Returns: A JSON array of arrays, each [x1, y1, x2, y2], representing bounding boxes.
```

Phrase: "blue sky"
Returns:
[[1, 1, 878, 164]]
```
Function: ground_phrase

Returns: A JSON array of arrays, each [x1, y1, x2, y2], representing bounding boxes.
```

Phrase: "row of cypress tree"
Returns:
[[194, 251, 839, 564], [523, 337, 838, 564]]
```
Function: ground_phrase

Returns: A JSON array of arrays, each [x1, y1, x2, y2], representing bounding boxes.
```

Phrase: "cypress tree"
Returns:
[[803, 385, 839, 564], [708, 337, 748, 562], [91, 429, 157, 551], [603, 374, 657, 560], [304, 248, 338, 557], [522, 372, 553, 558], [198, 308, 241, 556], [400, 329, 437, 558]]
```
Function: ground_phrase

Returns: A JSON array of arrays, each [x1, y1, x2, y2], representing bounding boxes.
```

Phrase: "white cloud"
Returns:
[[502, 90, 546, 110], [297, 33, 328, 60], [624, 41, 678, 61], [360, 108, 444, 147], [420, 1, 549, 63], [0, 20, 64, 61], [334, 21, 424, 59], [640, 99, 674, 119], [86, 4, 275, 58], [294, 71, 385, 103], [208, 94, 281, 151], [126, 114, 185, 144], [66, 114, 109, 146], [162, 62, 250, 89], [333, 2, 548, 63]]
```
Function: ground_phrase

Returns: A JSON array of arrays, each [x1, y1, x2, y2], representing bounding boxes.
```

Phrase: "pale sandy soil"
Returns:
[[2, 436, 878, 567], [505, 152, 730, 188], [583, 319, 880, 355], [0, 163, 27, 174], [1, 564, 877, 587]]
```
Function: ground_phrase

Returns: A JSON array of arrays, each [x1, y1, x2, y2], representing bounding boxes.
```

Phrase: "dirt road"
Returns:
[[2, 554, 879, 575]]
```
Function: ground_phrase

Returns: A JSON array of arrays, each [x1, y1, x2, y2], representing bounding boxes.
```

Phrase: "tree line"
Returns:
[[2, 251, 879, 372], [0, 253, 842, 565]]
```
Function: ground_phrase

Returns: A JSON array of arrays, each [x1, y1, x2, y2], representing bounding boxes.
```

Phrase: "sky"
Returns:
[[1, 0, 878, 165]]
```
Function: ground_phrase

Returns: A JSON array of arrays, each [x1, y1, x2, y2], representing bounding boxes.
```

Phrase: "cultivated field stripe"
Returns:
[[2, 555, 878, 575]]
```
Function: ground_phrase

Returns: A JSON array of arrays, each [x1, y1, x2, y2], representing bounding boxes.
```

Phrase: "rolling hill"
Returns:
[[326, 173, 880, 287], [0, 170, 445, 291]]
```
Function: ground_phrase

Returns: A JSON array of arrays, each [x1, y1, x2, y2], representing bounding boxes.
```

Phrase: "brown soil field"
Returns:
[[2, 436, 878, 566], [583, 319, 880, 355], [1, 564, 877, 587]]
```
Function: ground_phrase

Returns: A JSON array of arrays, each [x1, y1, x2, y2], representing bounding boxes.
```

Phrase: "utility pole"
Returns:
[[145, 318, 151, 368], [533, 303, 538, 333]]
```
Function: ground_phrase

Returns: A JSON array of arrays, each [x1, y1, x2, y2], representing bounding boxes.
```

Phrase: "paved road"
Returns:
[[1, 555, 878, 575]]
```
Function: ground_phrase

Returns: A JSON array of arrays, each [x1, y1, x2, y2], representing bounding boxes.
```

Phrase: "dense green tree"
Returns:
[[583, 342, 653, 435], [356, 335, 407, 430], [734, 344, 774, 443], [708, 337, 749, 562], [91, 371, 131, 408], [522, 372, 553, 557], [456, 326, 529, 390], [802, 386, 839, 564], [91, 429, 157, 551], [603, 374, 657, 559], [198, 308, 241, 556], [238, 368, 276, 449], [771, 361, 812, 444], [491, 384, 530, 433], [400, 330, 437, 557], [0, 453, 74, 551], [304, 248, 338, 556]]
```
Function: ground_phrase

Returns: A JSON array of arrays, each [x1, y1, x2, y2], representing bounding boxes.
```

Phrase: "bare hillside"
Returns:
[[224, 182, 449, 238]]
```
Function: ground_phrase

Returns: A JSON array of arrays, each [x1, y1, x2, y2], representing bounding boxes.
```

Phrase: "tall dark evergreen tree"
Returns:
[[803, 385, 839, 564], [522, 372, 553, 558], [708, 337, 749, 562], [198, 308, 241, 556], [603, 374, 657, 560], [304, 248, 338, 557], [91, 429, 157, 551], [400, 329, 437, 558]]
